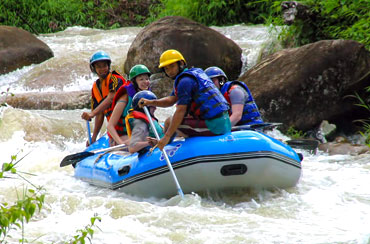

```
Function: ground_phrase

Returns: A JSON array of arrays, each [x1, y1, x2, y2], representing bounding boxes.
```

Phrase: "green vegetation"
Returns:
[[0, 0, 157, 34], [286, 126, 307, 139], [0, 154, 45, 244], [146, 0, 276, 26], [1, 0, 369, 50], [270, 0, 370, 50], [0, 88, 14, 107], [68, 215, 101, 244], [0, 153, 101, 243], [351, 87, 370, 147], [147, 0, 369, 50]]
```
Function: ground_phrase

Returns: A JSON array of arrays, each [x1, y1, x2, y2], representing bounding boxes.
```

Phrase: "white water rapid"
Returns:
[[0, 25, 369, 244]]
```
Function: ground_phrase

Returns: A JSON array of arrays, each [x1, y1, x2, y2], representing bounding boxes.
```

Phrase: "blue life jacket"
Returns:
[[221, 81, 263, 125], [174, 68, 229, 119]]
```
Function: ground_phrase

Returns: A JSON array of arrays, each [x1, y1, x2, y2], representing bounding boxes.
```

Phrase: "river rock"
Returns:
[[124, 16, 242, 89], [149, 73, 174, 98], [240, 39, 370, 132], [4, 91, 90, 110], [318, 141, 370, 156], [0, 26, 54, 75]]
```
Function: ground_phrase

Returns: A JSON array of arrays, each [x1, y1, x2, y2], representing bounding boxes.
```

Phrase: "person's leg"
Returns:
[[164, 116, 187, 139], [177, 117, 217, 137]]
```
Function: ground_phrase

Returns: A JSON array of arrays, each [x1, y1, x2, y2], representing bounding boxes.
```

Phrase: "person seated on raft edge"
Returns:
[[125, 90, 164, 154], [81, 51, 127, 147], [138, 49, 231, 151], [107, 64, 151, 146], [205, 66, 264, 127]]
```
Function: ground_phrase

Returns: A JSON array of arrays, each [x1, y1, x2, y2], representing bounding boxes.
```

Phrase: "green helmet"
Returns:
[[129, 64, 151, 81]]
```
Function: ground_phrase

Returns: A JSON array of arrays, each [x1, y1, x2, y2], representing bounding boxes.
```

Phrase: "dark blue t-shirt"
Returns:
[[170, 76, 198, 105]]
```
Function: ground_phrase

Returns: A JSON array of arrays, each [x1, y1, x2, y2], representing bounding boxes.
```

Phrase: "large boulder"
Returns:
[[124, 16, 242, 86], [4, 91, 90, 110], [240, 39, 370, 132], [0, 26, 54, 74]]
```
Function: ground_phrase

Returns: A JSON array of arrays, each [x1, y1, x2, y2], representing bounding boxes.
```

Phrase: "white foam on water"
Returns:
[[1, 25, 370, 244]]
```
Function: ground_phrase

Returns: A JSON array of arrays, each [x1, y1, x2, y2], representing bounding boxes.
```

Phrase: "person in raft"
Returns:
[[107, 64, 151, 146], [125, 90, 164, 154], [138, 49, 231, 151], [81, 51, 127, 146], [205, 66, 263, 127]]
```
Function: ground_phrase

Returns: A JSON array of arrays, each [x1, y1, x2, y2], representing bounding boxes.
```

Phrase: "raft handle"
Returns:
[[221, 164, 247, 176], [298, 153, 304, 162], [118, 165, 130, 176]]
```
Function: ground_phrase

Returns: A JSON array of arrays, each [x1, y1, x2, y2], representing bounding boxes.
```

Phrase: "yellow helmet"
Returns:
[[158, 49, 187, 68]]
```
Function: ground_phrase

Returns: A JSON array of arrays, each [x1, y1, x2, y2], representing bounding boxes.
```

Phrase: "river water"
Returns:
[[0, 25, 369, 244]]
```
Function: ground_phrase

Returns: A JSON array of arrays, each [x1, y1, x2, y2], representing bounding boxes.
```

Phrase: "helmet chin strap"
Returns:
[[178, 61, 186, 73]]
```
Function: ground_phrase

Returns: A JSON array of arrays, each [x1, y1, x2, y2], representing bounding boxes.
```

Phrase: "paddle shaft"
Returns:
[[92, 143, 128, 154], [143, 106, 184, 198], [231, 122, 282, 131], [86, 120, 92, 145], [184, 122, 282, 133]]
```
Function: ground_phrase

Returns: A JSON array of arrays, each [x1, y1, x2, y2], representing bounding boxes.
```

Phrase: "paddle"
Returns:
[[143, 106, 185, 198], [60, 143, 128, 167], [86, 120, 92, 145], [232, 123, 318, 151], [231, 122, 282, 131], [187, 122, 282, 133]]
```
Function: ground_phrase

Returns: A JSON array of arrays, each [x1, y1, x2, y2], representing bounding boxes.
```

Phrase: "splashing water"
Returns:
[[0, 25, 369, 244]]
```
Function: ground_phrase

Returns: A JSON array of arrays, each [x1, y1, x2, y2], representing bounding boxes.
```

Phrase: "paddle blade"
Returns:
[[231, 122, 282, 132], [286, 139, 319, 151], [60, 151, 94, 167]]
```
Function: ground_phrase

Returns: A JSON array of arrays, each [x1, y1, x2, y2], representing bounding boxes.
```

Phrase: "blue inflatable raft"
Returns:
[[71, 130, 303, 199]]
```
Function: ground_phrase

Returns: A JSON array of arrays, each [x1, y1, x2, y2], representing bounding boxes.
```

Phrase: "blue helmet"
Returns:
[[132, 90, 157, 110], [205, 66, 228, 80], [89, 51, 111, 73]]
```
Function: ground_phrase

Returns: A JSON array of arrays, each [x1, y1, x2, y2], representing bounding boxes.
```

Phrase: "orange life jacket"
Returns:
[[92, 71, 126, 121]]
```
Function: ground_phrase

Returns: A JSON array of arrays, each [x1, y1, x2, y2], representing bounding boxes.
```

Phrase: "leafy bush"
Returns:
[[0, 154, 45, 243], [1, 88, 14, 108], [0, 153, 101, 243], [0, 0, 86, 33], [270, 0, 370, 50], [1, 0, 369, 52], [146, 0, 276, 26], [286, 126, 307, 139], [68, 214, 101, 244], [0, 0, 157, 34], [350, 86, 370, 146]]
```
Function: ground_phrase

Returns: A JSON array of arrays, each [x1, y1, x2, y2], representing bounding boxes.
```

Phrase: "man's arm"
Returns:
[[94, 91, 115, 114], [229, 86, 248, 126], [156, 104, 187, 150], [82, 91, 115, 121], [229, 104, 243, 126], [140, 95, 177, 108]]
